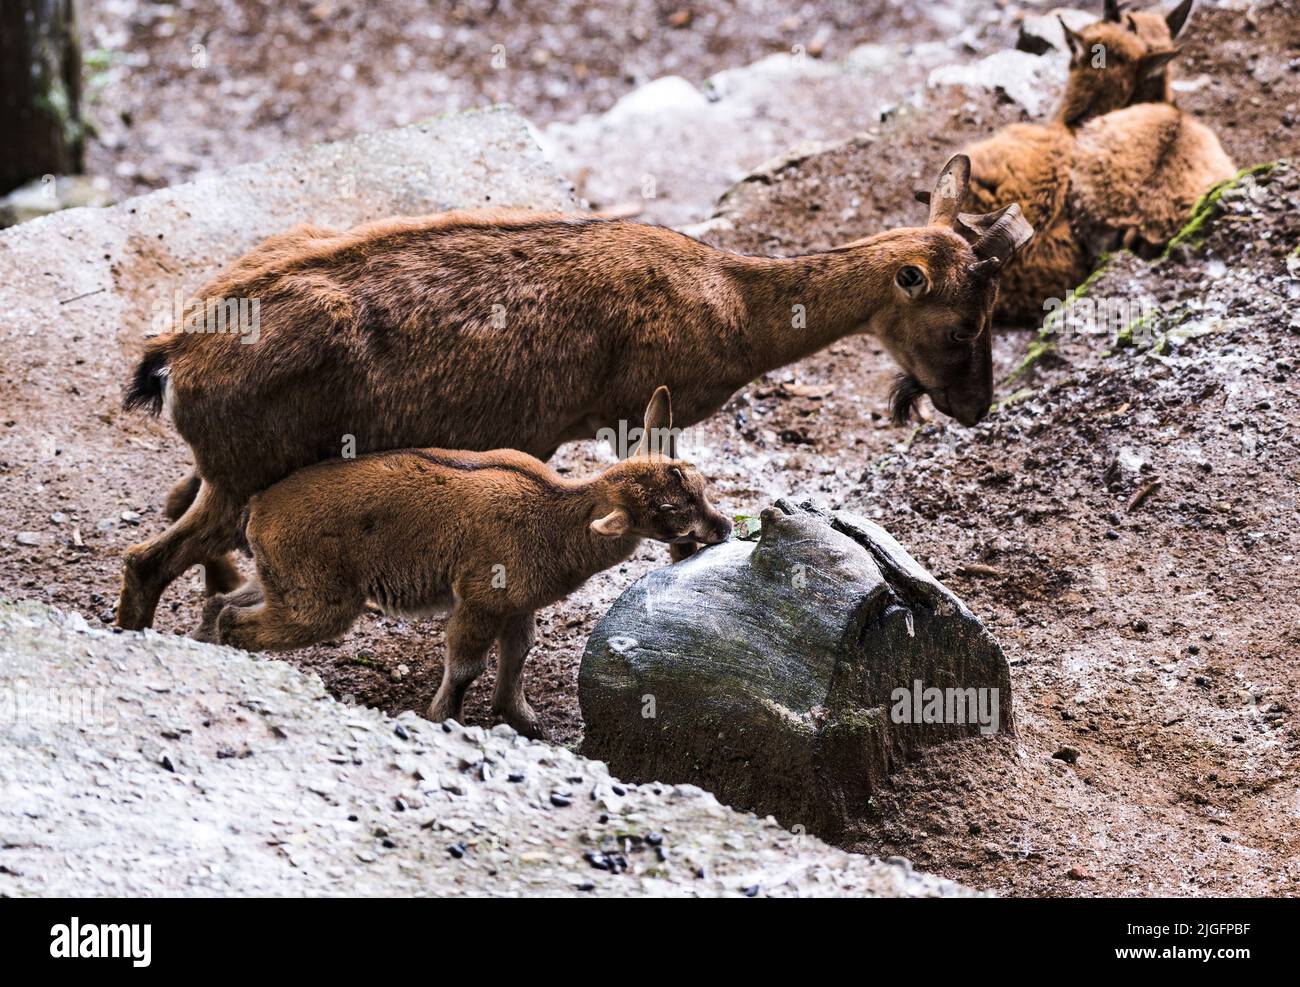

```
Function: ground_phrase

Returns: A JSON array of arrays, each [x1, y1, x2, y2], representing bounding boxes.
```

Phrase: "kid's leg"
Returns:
[[490, 611, 542, 739], [427, 606, 500, 726]]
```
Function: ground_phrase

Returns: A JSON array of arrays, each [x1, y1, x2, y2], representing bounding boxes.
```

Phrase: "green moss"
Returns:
[[991, 387, 1035, 413], [734, 514, 763, 541], [1070, 251, 1116, 299], [1004, 334, 1054, 384], [1115, 311, 1150, 348], [1163, 161, 1279, 256]]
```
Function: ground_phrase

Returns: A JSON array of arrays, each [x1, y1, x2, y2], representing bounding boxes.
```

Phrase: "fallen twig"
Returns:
[[1127, 479, 1162, 512]]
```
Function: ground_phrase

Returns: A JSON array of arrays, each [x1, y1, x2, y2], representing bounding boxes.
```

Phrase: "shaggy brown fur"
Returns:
[[117, 156, 1035, 630], [194, 388, 728, 738], [1071, 101, 1236, 257]]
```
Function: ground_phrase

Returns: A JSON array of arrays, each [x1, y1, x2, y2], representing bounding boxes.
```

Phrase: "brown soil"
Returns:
[[3, 0, 1297, 898]]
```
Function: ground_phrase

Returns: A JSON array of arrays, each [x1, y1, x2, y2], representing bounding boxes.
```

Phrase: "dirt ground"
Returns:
[[3, 1, 1298, 897], [80, 0, 1006, 200]]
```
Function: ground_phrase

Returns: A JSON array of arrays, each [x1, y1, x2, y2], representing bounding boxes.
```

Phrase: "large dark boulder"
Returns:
[[579, 500, 1013, 842]]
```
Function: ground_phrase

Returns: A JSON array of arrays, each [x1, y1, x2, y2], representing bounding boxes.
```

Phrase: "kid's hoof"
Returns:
[[501, 705, 546, 741]]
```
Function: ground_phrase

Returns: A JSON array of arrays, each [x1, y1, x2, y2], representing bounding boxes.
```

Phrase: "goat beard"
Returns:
[[889, 374, 927, 426]]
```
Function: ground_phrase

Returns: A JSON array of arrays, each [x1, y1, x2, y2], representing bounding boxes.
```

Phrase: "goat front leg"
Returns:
[[427, 606, 499, 727], [117, 482, 243, 630], [490, 611, 543, 739]]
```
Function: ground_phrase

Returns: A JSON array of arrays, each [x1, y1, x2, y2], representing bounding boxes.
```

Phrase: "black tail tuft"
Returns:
[[123, 342, 171, 415]]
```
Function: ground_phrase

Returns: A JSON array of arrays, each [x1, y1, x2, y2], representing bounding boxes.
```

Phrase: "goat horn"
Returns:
[[957, 203, 1035, 268], [1103, 0, 1124, 22], [927, 154, 971, 228]]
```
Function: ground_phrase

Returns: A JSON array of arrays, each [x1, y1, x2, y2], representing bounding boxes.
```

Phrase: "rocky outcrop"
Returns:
[[0, 599, 974, 897], [579, 500, 1013, 842]]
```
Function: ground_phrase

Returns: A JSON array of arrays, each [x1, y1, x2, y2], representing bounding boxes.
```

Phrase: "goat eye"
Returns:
[[896, 265, 925, 290], [951, 328, 977, 343]]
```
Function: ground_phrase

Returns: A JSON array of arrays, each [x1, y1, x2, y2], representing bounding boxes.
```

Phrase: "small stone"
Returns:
[[394, 723, 410, 741], [1052, 746, 1081, 765], [15, 531, 43, 546], [120, 510, 142, 525], [1067, 866, 1095, 880], [742, 884, 760, 897], [550, 792, 573, 808]]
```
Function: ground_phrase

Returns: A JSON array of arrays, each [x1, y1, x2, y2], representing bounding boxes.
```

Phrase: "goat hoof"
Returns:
[[115, 584, 151, 631], [500, 706, 546, 741], [425, 698, 458, 726]]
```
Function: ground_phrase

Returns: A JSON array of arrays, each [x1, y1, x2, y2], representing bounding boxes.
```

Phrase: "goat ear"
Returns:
[[1166, 0, 1194, 39], [1058, 17, 1085, 59], [591, 508, 631, 538], [927, 154, 970, 228], [1138, 46, 1181, 81], [635, 385, 673, 458]]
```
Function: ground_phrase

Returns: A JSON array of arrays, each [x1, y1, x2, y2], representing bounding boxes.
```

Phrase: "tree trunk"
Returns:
[[0, 0, 84, 193]]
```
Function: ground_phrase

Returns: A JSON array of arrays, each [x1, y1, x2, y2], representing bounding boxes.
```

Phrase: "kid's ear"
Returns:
[[635, 385, 674, 457], [591, 508, 631, 538], [1138, 46, 1181, 81], [1166, 0, 1194, 39], [1058, 17, 1085, 59]]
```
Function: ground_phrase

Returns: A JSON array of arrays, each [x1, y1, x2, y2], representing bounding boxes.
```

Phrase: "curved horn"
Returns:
[[1103, 0, 1124, 22], [956, 203, 1036, 269], [927, 154, 970, 228]]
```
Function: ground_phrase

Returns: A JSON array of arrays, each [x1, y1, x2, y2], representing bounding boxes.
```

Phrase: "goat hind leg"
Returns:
[[216, 591, 356, 652], [194, 581, 263, 643], [117, 483, 242, 630], [164, 471, 242, 595]]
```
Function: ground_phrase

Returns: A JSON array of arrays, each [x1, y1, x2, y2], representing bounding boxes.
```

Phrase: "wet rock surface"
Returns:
[[0, 600, 973, 897], [580, 500, 1012, 841]]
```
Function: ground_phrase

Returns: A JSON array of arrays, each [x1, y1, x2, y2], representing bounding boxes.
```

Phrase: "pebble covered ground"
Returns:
[[0, 601, 971, 897]]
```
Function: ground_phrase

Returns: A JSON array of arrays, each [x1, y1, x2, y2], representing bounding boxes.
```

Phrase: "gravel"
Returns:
[[0, 599, 974, 897]]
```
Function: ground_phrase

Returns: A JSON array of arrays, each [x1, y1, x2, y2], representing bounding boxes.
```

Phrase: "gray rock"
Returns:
[[0, 597, 975, 897], [579, 499, 1013, 841]]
